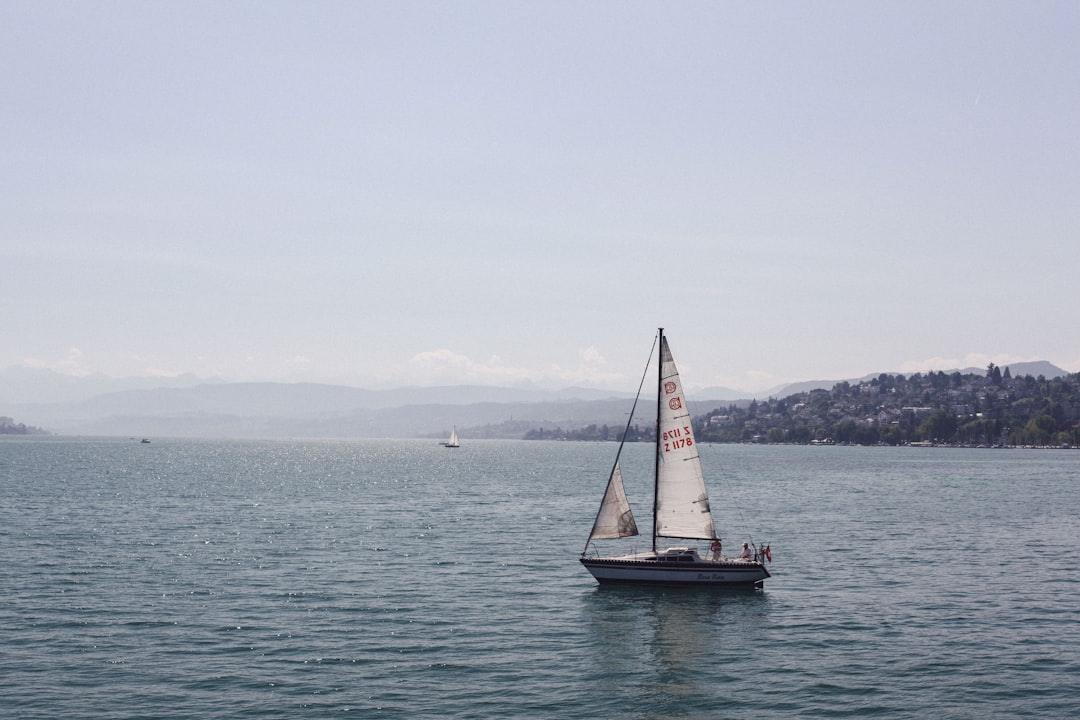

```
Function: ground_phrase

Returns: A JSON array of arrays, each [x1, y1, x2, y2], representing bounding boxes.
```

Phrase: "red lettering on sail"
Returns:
[[662, 427, 684, 442], [664, 381, 677, 395], [669, 397, 682, 410], [664, 437, 693, 452]]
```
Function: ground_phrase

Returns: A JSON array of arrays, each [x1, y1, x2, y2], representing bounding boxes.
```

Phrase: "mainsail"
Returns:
[[654, 335, 717, 540], [588, 461, 639, 540]]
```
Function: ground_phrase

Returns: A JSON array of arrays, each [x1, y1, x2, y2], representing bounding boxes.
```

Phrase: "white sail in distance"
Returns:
[[655, 335, 717, 540]]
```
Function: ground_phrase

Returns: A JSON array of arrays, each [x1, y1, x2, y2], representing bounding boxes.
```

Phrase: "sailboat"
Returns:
[[444, 427, 460, 448], [580, 328, 772, 588]]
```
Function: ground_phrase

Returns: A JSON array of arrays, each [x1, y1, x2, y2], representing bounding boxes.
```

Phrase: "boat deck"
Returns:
[[587, 547, 765, 565]]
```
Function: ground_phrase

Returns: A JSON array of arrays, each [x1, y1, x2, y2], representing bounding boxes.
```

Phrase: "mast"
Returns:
[[652, 327, 663, 553]]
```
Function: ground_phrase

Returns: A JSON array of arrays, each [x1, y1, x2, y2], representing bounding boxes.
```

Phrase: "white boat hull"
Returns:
[[580, 553, 770, 588]]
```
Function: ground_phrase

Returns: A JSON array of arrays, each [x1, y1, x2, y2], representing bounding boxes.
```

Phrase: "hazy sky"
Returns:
[[3, 1, 1078, 393]]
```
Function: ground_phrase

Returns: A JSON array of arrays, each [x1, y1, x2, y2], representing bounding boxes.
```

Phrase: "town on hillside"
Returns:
[[527, 365, 1080, 448]]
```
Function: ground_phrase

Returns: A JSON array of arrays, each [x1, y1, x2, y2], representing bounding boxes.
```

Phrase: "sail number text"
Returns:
[[663, 425, 693, 452]]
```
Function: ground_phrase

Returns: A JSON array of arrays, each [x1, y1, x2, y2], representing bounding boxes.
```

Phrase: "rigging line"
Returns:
[[581, 331, 660, 555], [617, 329, 660, 451]]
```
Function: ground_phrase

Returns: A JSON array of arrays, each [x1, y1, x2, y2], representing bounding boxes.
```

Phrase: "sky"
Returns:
[[2, 1, 1078, 394]]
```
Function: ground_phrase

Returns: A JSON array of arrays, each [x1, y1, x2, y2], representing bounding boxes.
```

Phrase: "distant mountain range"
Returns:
[[753, 361, 1070, 398], [2, 361, 1071, 439]]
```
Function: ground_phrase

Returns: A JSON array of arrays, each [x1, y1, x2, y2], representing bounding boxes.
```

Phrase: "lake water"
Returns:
[[2, 437, 1078, 718]]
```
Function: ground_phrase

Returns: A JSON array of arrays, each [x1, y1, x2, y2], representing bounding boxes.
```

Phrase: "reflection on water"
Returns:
[[582, 586, 771, 718]]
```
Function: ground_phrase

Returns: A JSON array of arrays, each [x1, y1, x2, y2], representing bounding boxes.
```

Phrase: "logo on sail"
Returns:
[[664, 381, 677, 395], [669, 397, 682, 410]]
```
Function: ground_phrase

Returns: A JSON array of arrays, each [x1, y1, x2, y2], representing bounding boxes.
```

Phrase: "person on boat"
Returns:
[[739, 542, 751, 559], [710, 538, 722, 560]]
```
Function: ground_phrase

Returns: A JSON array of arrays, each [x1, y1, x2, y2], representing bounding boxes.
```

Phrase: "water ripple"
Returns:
[[1, 439, 1078, 718]]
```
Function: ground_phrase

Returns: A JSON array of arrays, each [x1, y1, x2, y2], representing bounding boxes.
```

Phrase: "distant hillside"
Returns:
[[0, 367, 631, 407], [8, 381, 643, 438], [697, 366, 1080, 447], [955, 361, 1067, 379], [683, 385, 752, 402], [4, 360, 1071, 439], [764, 361, 1070, 399], [0, 366, 218, 404]]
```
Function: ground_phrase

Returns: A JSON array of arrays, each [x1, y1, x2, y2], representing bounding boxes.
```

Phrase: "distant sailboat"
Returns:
[[580, 328, 772, 588], [444, 427, 460, 448]]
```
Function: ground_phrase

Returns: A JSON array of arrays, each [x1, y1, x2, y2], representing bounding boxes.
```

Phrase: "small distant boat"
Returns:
[[580, 328, 772, 588], [140, 438, 151, 444], [444, 427, 460, 448]]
